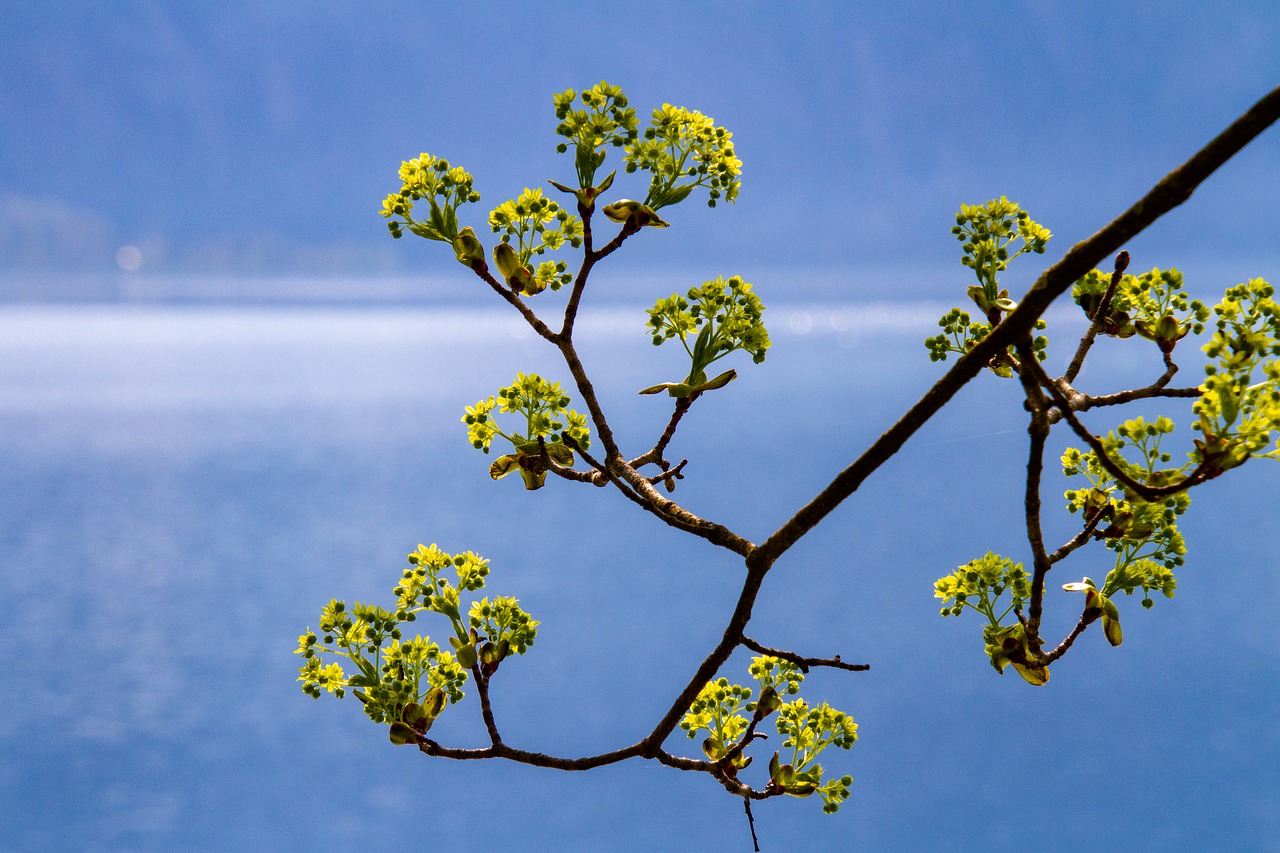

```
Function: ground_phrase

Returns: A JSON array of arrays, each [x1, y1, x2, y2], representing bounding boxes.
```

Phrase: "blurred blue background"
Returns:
[[1, 3, 1278, 851]]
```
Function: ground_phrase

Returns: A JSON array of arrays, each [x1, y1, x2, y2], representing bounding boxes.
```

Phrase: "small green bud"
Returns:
[[452, 227, 486, 269], [493, 241, 521, 282], [601, 199, 669, 228], [753, 685, 782, 719]]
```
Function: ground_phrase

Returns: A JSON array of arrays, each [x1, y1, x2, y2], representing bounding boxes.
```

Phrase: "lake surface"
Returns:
[[0, 302, 1276, 851]]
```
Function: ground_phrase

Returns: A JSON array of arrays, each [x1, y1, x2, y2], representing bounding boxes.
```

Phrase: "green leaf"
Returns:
[[638, 381, 693, 397], [653, 183, 694, 208], [545, 443, 575, 466], [388, 722, 418, 745], [422, 688, 447, 721], [489, 455, 521, 480], [695, 369, 737, 392], [1010, 662, 1049, 686], [493, 241, 521, 281], [1103, 614, 1123, 647]]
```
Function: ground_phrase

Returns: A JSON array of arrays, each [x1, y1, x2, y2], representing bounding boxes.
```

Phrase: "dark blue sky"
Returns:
[[2, 2, 1279, 299]]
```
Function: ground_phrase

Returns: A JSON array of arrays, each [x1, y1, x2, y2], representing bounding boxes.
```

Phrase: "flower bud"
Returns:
[[753, 685, 782, 719], [452, 227, 485, 267], [493, 241, 521, 281], [602, 199, 669, 228]]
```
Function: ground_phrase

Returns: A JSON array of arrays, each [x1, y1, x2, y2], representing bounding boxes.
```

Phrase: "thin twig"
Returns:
[[719, 714, 767, 769], [418, 738, 645, 769], [745, 798, 761, 853], [556, 337, 626, 463], [563, 436, 657, 508], [1028, 355, 1216, 500], [564, 434, 752, 551], [590, 218, 642, 262], [1048, 346, 1198, 424], [1063, 250, 1130, 383], [472, 665, 503, 746], [631, 395, 697, 469], [1046, 382, 1201, 423], [1047, 513, 1105, 565], [560, 199, 599, 340], [647, 459, 688, 488], [546, 463, 606, 485], [652, 749, 772, 800], [469, 265, 560, 343], [1041, 612, 1095, 665], [741, 636, 870, 673]]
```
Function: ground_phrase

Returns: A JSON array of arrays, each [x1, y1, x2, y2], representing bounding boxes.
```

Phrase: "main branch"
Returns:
[[752, 85, 1280, 569]]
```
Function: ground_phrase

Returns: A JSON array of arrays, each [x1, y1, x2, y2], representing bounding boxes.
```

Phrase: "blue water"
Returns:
[[0, 303, 1276, 851]]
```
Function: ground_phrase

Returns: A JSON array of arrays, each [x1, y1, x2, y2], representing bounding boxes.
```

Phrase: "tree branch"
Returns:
[[1063, 250, 1129, 383], [1047, 512, 1105, 565], [590, 218, 642, 262], [554, 337, 627, 464], [1049, 342, 1199, 424], [418, 738, 646, 770], [1028, 355, 1217, 500], [613, 460, 756, 557], [740, 636, 870, 673], [390, 84, 1280, 817], [560, 200, 599, 341], [469, 264, 560, 343], [630, 395, 697, 469], [471, 665, 503, 746], [744, 798, 761, 853], [1015, 339, 1053, 638], [752, 83, 1280, 569], [1041, 610, 1096, 665], [642, 559, 772, 755], [647, 459, 688, 489]]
